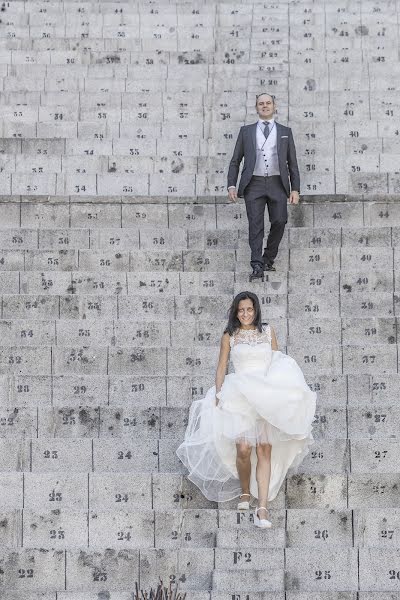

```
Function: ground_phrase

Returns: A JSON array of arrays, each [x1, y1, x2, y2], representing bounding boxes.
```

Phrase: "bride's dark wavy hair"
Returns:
[[224, 291, 263, 335]]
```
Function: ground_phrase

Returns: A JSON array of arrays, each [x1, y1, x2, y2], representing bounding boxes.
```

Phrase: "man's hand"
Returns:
[[289, 190, 300, 204], [228, 187, 238, 202]]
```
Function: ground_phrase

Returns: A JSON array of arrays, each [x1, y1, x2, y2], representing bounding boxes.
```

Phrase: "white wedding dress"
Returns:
[[176, 325, 317, 502]]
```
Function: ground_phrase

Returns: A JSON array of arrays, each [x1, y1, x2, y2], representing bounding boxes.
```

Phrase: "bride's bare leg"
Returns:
[[256, 443, 272, 518], [236, 442, 252, 494]]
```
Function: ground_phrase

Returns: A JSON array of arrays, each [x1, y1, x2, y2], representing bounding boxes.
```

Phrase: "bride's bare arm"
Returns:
[[215, 332, 230, 405], [270, 326, 278, 351]]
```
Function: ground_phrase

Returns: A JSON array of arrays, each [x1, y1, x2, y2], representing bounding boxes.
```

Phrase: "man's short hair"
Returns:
[[255, 93, 276, 106]]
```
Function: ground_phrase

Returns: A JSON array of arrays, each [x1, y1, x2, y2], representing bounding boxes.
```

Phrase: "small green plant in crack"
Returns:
[[134, 580, 187, 600]]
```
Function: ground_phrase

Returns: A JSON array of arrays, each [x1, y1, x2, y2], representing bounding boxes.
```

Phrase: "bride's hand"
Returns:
[[215, 389, 223, 407]]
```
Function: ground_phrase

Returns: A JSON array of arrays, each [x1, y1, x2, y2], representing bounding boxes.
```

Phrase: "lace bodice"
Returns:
[[230, 325, 272, 348], [229, 325, 272, 375]]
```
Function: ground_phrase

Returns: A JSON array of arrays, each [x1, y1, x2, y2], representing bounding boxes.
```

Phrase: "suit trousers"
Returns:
[[244, 175, 288, 269]]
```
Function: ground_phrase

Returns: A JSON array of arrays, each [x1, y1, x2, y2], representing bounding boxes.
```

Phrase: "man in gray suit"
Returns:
[[227, 93, 300, 280]]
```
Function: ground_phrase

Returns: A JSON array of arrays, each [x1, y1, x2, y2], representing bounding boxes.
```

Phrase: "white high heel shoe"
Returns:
[[237, 493, 251, 510], [254, 506, 272, 528]]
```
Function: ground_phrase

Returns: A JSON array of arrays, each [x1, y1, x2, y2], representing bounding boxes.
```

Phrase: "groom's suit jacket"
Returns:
[[227, 121, 300, 198]]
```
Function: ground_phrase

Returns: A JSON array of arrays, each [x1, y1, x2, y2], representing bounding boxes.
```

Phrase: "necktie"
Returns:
[[263, 121, 270, 139]]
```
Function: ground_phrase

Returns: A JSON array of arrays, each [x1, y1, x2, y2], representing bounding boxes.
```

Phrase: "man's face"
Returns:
[[256, 95, 275, 120]]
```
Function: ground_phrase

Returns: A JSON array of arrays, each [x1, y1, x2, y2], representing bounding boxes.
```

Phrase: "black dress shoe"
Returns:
[[263, 262, 276, 271], [249, 265, 264, 281]]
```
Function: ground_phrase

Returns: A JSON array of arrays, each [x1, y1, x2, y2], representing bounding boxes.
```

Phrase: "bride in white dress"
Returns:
[[176, 291, 316, 528]]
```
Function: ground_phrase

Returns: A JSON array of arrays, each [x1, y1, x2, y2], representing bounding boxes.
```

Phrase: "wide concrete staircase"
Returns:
[[1, 0, 400, 598]]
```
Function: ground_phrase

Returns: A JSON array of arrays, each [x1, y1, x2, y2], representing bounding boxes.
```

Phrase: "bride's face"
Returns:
[[237, 298, 255, 327]]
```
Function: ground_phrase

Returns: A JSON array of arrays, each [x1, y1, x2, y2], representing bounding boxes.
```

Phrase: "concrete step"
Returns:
[[2, 507, 400, 550], [0, 404, 400, 440], [0, 250, 398, 271], [1, 226, 400, 250], [1, 199, 400, 228], [3, 473, 400, 510], [0, 372, 398, 407], [2, 437, 400, 476], [0, 343, 398, 377]]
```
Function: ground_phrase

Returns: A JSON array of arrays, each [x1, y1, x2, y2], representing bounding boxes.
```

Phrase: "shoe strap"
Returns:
[[256, 506, 268, 512], [240, 493, 250, 497]]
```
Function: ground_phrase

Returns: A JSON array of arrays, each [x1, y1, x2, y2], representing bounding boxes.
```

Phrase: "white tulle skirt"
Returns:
[[176, 350, 317, 502]]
